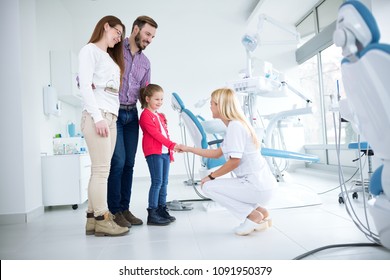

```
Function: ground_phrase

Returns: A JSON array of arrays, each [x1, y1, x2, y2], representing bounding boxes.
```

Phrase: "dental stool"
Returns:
[[338, 141, 373, 204]]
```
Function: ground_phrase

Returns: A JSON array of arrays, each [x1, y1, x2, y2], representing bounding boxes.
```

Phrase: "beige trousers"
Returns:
[[81, 110, 117, 217]]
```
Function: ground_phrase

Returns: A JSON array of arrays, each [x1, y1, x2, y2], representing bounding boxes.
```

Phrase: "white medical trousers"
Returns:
[[202, 176, 274, 221]]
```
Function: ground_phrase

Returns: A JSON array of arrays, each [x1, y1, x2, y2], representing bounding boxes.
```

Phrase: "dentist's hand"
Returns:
[[200, 175, 212, 187]]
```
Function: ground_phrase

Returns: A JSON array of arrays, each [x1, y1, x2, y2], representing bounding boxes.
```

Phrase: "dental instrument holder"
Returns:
[[338, 142, 373, 204]]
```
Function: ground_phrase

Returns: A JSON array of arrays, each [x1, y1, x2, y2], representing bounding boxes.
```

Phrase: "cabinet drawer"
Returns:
[[79, 177, 89, 203], [41, 154, 90, 207], [79, 154, 91, 180]]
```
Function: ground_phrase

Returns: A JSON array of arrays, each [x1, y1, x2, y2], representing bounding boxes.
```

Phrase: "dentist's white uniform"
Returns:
[[202, 120, 277, 220]]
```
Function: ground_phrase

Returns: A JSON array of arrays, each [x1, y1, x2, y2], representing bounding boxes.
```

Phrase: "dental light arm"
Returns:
[[242, 14, 300, 53], [281, 81, 312, 104], [194, 97, 210, 108], [257, 14, 301, 45]]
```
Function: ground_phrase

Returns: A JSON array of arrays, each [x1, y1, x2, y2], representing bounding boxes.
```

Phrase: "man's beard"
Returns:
[[135, 32, 146, 50]]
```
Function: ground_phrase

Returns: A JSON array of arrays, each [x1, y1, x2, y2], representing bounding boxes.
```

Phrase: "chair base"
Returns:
[[338, 179, 371, 204]]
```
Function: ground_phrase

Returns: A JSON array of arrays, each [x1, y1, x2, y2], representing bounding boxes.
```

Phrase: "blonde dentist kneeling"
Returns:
[[177, 88, 277, 236]]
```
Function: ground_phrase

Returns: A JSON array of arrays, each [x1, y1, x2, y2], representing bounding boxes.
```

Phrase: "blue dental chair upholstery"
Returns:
[[334, 0, 390, 249]]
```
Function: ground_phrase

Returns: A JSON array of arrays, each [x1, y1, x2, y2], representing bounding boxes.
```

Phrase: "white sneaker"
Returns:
[[234, 218, 272, 235], [254, 218, 272, 231], [234, 219, 258, 236]]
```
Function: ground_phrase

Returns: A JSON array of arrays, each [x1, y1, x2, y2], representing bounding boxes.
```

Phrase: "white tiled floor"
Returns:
[[1, 167, 390, 260]]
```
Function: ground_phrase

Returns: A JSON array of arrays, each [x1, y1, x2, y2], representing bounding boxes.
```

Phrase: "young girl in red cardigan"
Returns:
[[139, 84, 178, 226]]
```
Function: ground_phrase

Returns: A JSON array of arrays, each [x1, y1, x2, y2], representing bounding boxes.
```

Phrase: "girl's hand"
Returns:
[[176, 144, 190, 152], [95, 120, 109, 137], [173, 144, 181, 152]]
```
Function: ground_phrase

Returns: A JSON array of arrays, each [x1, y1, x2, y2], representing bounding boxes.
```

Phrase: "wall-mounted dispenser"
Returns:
[[43, 85, 61, 116]]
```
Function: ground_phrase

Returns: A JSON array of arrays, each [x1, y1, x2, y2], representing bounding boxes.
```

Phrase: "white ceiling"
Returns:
[[59, 0, 321, 70], [60, 0, 260, 25], [248, 0, 320, 26], [60, 0, 318, 28]]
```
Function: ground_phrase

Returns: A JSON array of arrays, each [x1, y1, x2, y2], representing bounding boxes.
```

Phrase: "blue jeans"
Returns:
[[146, 153, 170, 209], [107, 107, 139, 214]]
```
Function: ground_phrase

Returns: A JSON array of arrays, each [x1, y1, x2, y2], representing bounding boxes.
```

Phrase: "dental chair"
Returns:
[[171, 92, 226, 187], [260, 107, 320, 181], [334, 0, 390, 249], [173, 92, 319, 183]]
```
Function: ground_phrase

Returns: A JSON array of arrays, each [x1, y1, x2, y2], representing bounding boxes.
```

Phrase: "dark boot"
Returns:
[[158, 205, 176, 222], [122, 209, 143, 225], [113, 211, 132, 228], [147, 208, 170, 226]]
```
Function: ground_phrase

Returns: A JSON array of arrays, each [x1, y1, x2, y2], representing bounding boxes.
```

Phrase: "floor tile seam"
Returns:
[[271, 226, 317, 260]]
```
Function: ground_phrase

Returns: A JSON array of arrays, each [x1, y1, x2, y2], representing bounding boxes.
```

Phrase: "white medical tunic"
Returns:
[[202, 120, 277, 220]]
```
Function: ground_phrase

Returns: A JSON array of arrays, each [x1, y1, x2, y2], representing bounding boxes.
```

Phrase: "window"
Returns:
[[296, 55, 321, 145], [317, 0, 344, 32], [294, 0, 358, 165], [296, 12, 316, 47], [320, 44, 357, 146]]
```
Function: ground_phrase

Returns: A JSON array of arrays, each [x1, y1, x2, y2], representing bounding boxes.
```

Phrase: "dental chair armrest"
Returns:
[[208, 139, 224, 146], [261, 148, 320, 162]]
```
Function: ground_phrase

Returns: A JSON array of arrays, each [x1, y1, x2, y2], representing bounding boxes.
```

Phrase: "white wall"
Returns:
[[0, 0, 45, 221], [0, 0, 81, 223], [36, 0, 80, 155], [0, 0, 27, 218]]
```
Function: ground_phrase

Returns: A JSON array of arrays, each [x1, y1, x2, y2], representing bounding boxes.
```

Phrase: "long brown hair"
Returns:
[[88, 15, 126, 82]]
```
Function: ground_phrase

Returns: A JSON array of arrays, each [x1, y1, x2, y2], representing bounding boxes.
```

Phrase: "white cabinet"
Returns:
[[41, 154, 91, 209], [50, 50, 81, 106]]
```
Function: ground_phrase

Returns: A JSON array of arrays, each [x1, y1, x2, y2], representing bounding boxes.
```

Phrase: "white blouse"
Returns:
[[222, 120, 277, 191], [78, 43, 120, 122]]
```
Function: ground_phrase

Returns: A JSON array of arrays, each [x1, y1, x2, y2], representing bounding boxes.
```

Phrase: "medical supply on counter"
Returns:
[[53, 136, 87, 155]]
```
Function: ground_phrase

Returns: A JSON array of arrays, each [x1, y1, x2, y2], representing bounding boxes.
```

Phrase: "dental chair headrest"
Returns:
[[333, 0, 380, 58], [171, 92, 186, 113]]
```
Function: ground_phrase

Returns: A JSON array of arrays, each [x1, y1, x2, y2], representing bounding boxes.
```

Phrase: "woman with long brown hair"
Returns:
[[78, 15, 128, 237]]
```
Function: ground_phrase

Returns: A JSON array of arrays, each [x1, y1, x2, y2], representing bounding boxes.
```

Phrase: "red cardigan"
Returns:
[[139, 109, 176, 162]]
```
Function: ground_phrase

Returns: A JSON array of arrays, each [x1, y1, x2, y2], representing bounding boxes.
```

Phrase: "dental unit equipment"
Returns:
[[224, 12, 319, 180], [334, 0, 390, 250]]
